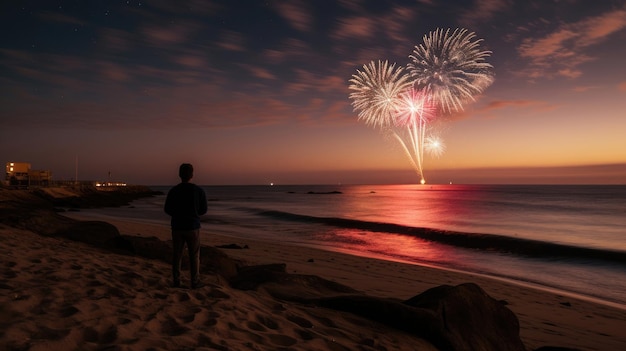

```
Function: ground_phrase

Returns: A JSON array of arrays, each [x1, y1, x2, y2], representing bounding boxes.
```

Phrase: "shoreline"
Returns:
[[64, 205, 626, 310], [289, 241, 626, 311]]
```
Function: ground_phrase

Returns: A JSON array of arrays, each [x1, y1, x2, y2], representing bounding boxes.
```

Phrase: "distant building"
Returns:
[[5, 162, 52, 188]]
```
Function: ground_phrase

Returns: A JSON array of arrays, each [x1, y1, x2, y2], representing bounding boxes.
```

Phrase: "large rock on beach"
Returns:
[[313, 283, 524, 351], [59, 220, 121, 247], [405, 283, 526, 351], [236, 269, 525, 351]]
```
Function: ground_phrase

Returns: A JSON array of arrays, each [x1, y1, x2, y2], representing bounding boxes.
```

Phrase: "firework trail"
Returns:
[[349, 28, 494, 184], [392, 87, 435, 181]]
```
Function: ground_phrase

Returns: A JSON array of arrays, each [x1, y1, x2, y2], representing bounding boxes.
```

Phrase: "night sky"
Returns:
[[2, 0, 626, 185]]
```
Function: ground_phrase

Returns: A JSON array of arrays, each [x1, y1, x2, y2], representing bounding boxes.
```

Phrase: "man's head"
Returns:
[[179, 163, 194, 182]]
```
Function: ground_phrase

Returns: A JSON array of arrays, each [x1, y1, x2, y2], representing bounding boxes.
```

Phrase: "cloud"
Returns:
[[332, 5, 417, 60], [485, 100, 538, 109], [458, 0, 509, 27], [572, 85, 598, 93], [216, 30, 246, 52], [332, 16, 376, 41], [239, 64, 276, 80], [517, 8, 626, 80], [332, 5, 414, 44], [142, 23, 196, 45], [478, 99, 556, 117], [99, 62, 130, 82], [175, 54, 207, 69], [0, 73, 354, 131], [274, 1, 313, 33], [262, 49, 287, 64], [100, 28, 134, 52]]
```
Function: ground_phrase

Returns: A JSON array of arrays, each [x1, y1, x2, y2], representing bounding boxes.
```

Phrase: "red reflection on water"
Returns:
[[340, 184, 486, 231], [322, 184, 489, 264], [314, 228, 460, 265]]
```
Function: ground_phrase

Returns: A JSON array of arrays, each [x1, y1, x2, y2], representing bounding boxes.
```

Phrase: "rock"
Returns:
[[313, 283, 525, 351], [229, 263, 358, 299], [59, 220, 121, 247], [227, 264, 524, 350], [316, 294, 444, 347], [404, 282, 525, 351]]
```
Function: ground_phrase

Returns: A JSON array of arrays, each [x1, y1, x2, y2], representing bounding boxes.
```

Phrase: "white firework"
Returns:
[[408, 28, 494, 114], [348, 60, 413, 128], [425, 135, 445, 158]]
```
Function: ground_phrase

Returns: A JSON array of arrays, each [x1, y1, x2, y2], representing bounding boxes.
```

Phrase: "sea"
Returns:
[[87, 184, 626, 308]]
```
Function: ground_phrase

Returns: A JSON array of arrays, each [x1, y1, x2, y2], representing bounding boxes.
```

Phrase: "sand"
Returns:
[[2, 198, 626, 350]]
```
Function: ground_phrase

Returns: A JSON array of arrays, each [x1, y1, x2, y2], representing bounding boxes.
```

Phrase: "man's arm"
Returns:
[[197, 188, 208, 216], [164, 189, 175, 216]]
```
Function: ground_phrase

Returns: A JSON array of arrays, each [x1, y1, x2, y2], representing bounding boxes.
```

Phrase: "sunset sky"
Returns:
[[1, 0, 626, 185]]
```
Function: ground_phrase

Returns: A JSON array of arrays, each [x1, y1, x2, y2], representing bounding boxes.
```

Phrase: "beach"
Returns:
[[2, 187, 626, 350]]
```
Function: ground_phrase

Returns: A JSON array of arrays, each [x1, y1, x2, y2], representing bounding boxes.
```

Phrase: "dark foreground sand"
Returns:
[[1, 187, 625, 350]]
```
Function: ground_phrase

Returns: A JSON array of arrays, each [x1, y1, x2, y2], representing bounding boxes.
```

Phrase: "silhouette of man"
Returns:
[[164, 163, 208, 288]]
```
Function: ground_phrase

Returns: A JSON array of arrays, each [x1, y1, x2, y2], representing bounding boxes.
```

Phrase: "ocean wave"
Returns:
[[253, 209, 626, 265]]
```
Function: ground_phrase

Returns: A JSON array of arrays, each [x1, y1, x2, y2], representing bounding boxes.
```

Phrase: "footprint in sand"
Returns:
[[256, 315, 279, 330], [34, 325, 70, 341], [59, 304, 80, 318], [267, 333, 297, 347], [246, 321, 266, 332], [174, 291, 191, 302], [287, 314, 314, 328], [178, 307, 201, 323], [160, 316, 190, 336], [82, 325, 118, 344]]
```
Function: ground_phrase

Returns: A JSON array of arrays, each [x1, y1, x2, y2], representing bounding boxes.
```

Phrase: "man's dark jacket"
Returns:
[[164, 182, 208, 230]]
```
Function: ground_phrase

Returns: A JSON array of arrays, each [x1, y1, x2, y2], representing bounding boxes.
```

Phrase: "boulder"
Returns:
[[59, 220, 121, 247], [229, 263, 358, 299], [405, 282, 525, 351], [311, 283, 525, 351]]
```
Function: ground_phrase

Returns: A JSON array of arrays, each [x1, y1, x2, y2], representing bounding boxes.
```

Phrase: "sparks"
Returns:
[[408, 28, 494, 114], [348, 28, 494, 184], [349, 60, 412, 128]]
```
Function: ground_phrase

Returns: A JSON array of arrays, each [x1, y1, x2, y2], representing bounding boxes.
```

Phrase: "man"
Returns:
[[164, 163, 208, 288]]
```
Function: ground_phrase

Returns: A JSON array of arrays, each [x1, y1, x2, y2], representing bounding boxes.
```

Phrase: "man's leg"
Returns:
[[171, 230, 186, 287], [187, 229, 201, 288]]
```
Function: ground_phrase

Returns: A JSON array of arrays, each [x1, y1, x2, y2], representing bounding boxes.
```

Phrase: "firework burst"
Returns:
[[348, 60, 413, 128], [394, 87, 435, 127], [408, 28, 494, 114], [348, 28, 494, 184], [425, 135, 445, 158]]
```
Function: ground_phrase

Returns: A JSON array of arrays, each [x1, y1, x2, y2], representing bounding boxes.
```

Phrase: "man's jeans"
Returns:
[[172, 229, 200, 286]]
